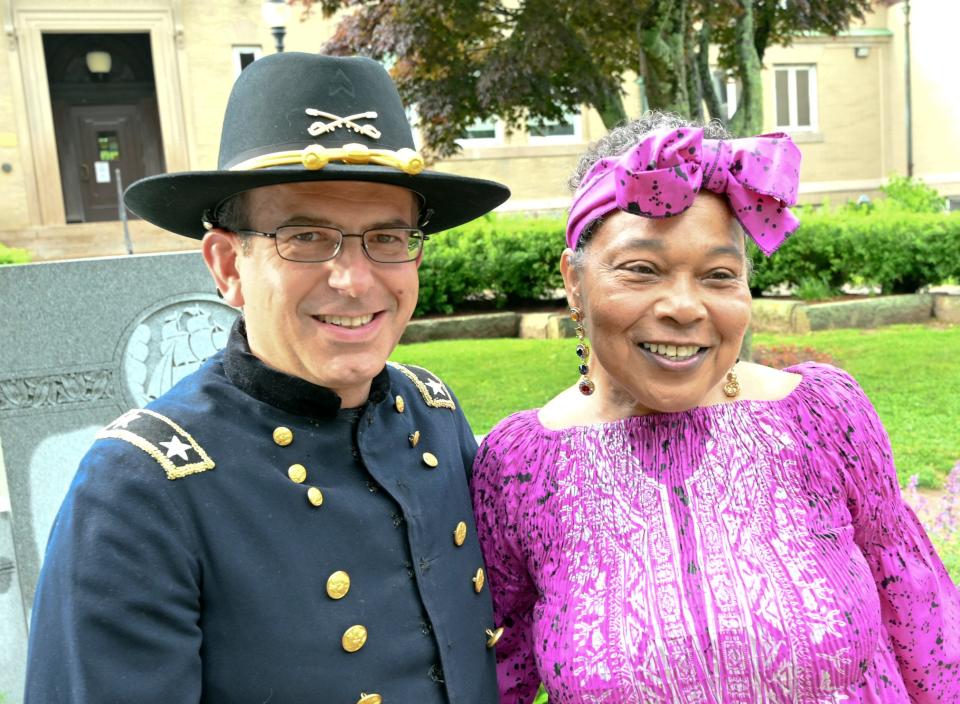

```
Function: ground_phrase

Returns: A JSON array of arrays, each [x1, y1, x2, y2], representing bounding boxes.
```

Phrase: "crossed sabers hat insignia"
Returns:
[[306, 108, 382, 140]]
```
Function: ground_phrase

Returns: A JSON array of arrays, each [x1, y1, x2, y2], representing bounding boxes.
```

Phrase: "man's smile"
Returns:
[[314, 313, 376, 328]]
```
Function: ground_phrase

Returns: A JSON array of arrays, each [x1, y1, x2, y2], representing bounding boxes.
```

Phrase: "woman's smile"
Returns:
[[637, 341, 710, 371]]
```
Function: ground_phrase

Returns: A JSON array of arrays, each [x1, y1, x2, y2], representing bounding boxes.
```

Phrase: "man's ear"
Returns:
[[560, 247, 582, 309], [202, 230, 244, 308]]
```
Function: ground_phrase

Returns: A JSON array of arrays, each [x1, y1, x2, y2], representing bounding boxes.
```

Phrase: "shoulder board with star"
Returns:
[[96, 409, 215, 480], [387, 362, 456, 410]]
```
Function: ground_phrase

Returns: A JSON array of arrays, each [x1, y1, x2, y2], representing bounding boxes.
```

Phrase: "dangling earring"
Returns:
[[570, 307, 594, 396], [722, 365, 741, 398]]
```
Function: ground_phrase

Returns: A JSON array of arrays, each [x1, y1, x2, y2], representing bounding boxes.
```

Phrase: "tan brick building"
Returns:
[[0, 0, 955, 261]]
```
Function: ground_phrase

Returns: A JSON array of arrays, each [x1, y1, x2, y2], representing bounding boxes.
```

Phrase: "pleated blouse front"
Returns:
[[472, 363, 960, 704]]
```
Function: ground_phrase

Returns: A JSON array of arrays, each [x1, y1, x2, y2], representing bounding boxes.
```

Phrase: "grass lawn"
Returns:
[[393, 323, 960, 489]]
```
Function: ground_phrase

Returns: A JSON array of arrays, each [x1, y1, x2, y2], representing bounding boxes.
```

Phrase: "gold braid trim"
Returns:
[[387, 362, 456, 410], [229, 143, 425, 175], [97, 409, 215, 480]]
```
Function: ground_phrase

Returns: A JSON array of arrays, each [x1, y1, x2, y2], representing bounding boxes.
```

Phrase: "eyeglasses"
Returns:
[[235, 225, 429, 263]]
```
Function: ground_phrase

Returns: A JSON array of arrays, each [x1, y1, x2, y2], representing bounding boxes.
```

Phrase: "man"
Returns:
[[25, 53, 509, 703]]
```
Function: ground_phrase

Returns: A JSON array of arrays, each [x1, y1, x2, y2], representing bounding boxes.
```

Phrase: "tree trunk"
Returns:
[[591, 82, 629, 130], [685, 24, 705, 121], [727, 0, 764, 136], [696, 24, 726, 124], [638, 0, 692, 117]]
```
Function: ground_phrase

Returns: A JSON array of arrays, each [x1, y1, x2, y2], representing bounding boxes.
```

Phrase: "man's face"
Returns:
[[211, 180, 420, 407]]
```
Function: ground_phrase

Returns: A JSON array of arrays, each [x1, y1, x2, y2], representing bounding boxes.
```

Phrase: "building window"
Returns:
[[458, 116, 503, 146], [774, 65, 817, 130], [233, 46, 262, 77], [527, 111, 581, 144]]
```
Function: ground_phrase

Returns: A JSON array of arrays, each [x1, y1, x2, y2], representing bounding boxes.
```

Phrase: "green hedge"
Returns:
[[748, 208, 960, 296], [418, 214, 565, 316], [417, 208, 960, 315], [0, 243, 31, 266]]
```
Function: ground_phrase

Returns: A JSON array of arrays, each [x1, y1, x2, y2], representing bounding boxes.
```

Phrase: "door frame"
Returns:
[[8, 5, 191, 226]]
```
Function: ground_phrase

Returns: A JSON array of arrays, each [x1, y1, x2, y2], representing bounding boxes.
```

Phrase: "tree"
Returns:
[[294, 0, 871, 159]]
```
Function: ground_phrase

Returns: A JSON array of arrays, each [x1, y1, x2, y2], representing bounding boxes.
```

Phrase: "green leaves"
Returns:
[[415, 214, 565, 317], [416, 206, 960, 317], [749, 207, 960, 296], [296, 0, 871, 155], [0, 243, 31, 266]]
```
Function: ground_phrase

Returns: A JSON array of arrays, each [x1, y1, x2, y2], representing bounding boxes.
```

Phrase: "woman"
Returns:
[[471, 112, 959, 703]]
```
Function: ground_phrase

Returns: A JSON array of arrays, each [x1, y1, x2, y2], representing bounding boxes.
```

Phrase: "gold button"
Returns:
[[485, 627, 504, 648], [472, 567, 485, 593], [327, 570, 351, 599], [287, 464, 307, 484], [306, 486, 324, 507], [453, 521, 467, 547], [342, 624, 368, 652], [422, 452, 438, 469], [357, 694, 382, 704], [273, 426, 293, 446], [408, 430, 420, 447], [394, 395, 405, 413]]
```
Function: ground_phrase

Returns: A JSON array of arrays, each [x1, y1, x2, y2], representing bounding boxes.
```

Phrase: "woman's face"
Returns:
[[561, 192, 752, 415]]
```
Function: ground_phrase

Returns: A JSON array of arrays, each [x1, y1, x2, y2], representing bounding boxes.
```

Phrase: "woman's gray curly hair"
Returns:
[[568, 110, 733, 192], [568, 110, 750, 275]]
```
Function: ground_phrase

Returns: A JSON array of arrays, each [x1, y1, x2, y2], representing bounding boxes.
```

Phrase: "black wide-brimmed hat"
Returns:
[[124, 53, 510, 237]]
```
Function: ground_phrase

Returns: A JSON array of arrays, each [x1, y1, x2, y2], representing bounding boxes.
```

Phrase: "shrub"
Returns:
[[794, 275, 836, 302], [416, 214, 565, 316], [416, 207, 960, 315], [878, 175, 946, 214], [749, 208, 960, 296], [0, 243, 32, 265], [481, 215, 565, 306]]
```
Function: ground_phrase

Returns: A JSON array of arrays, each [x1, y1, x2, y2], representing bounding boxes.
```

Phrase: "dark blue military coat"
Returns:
[[25, 321, 501, 703]]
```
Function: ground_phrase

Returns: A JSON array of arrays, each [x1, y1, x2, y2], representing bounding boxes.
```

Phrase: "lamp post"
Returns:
[[261, 0, 292, 53]]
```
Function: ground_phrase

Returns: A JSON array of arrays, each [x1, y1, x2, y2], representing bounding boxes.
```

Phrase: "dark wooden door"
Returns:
[[53, 97, 165, 223], [66, 104, 150, 222]]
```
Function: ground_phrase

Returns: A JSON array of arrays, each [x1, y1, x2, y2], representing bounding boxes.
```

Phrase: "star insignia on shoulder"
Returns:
[[98, 409, 214, 480], [424, 378, 448, 397], [386, 362, 455, 410], [159, 435, 192, 461]]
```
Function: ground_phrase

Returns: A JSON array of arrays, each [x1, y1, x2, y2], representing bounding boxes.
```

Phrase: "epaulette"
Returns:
[[96, 409, 215, 480], [387, 362, 456, 410]]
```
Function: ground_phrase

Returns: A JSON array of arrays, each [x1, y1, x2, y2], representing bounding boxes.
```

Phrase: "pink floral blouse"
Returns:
[[472, 363, 959, 703]]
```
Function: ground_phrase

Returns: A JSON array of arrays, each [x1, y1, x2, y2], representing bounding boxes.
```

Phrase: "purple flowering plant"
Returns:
[[905, 461, 960, 582]]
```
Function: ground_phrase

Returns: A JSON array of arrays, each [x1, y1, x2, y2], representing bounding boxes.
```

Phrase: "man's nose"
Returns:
[[326, 236, 374, 297], [652, 275, 707, 326]]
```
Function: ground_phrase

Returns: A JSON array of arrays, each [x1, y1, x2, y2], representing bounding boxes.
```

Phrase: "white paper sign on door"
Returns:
[[94, 161, 111, 184]]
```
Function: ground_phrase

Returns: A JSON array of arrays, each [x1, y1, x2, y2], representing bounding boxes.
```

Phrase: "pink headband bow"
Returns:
[[565, 127, 802, 256]]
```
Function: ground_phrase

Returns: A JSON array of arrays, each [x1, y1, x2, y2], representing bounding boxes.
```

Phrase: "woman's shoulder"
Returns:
[[736, 361, 803, 401], [782, 361, 867, 404], [474, 405, 569, 489], [738, 360, 864, 405], [480, 407, 550, 456]]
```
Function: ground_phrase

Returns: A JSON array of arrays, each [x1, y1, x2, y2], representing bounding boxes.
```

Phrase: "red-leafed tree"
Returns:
[[294, 0, 872, 159]]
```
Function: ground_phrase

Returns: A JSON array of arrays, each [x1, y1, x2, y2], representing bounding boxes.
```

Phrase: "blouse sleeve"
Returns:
[[472, 412, 542, 704], [811, 364, 960, 701]]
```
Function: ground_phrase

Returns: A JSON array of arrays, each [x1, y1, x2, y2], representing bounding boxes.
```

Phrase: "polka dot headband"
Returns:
[[566, 126, 802, 256]]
